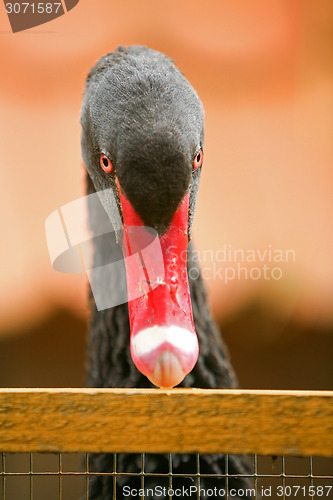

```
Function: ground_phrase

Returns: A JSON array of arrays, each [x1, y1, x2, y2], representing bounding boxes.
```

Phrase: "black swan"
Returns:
[[81, 45, 251, 499]]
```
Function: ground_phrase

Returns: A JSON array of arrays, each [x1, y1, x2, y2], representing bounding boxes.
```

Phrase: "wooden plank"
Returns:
[[0, 389, 332, 456]]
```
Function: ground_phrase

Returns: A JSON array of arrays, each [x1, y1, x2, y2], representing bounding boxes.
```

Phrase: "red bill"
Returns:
[[119, 186, 199, 388]]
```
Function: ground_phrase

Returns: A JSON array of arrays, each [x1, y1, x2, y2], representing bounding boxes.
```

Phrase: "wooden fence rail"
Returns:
[[0, 389, 332, 457]]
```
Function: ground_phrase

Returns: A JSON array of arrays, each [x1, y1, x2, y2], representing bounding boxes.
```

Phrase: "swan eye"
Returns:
[[100, 154, 113, 174], [193, 150, 203, 169]]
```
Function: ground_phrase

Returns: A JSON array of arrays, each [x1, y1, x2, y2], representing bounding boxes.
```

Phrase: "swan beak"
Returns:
[[119, 190, 199, 388]]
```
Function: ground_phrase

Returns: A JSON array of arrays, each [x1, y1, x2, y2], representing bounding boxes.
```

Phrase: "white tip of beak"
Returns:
[[148, 351, 186, 388], [130, 325, 199, 388]]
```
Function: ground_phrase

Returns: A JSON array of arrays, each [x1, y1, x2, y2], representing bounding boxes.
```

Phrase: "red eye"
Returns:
[[193, 150, 203, 169], [100, 154, 113, 174]]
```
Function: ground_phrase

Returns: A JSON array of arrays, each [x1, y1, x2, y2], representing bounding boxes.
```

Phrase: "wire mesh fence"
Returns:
[[1, 452, 333, 499]]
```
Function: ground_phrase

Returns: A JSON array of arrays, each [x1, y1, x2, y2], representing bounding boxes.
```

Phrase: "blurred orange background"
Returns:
[[0, 0, 332, 389]]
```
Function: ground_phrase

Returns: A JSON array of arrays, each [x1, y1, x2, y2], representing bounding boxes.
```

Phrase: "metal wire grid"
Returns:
[[1, 453, 332, 500]]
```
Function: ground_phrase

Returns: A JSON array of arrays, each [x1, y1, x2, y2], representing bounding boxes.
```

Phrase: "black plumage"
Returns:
[[81, 45, 251, 499]]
